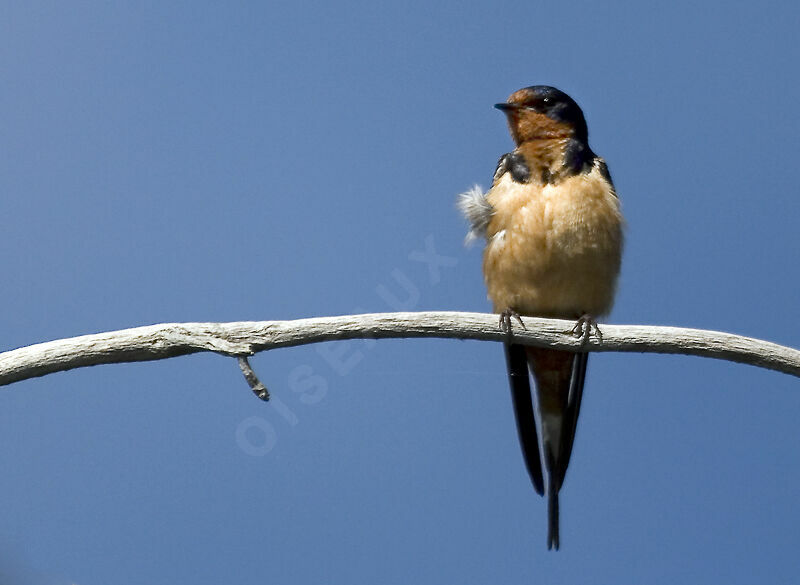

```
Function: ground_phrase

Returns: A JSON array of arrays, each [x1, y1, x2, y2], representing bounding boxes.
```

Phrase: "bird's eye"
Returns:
[[542, 97, 551, 104]]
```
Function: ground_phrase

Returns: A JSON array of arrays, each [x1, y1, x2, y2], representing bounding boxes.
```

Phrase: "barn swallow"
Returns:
[[458, 86, 623, 549]]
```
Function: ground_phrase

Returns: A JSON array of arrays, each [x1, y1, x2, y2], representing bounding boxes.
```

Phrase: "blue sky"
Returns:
[[1, 1, 799, 583]]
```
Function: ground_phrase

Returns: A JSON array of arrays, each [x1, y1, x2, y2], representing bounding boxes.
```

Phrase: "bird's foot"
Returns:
[[499, 308, 526, 337], [571, 314, 602, 345]]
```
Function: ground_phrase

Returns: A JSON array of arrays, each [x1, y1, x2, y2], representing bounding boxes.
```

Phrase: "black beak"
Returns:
[[494, 103, 520, 113]]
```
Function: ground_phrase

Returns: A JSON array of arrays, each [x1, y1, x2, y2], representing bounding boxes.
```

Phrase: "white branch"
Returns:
[[0, 312, 797, 388]]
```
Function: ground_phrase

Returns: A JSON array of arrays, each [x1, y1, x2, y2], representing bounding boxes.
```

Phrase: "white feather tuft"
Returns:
[[456, 185, 494, 246]]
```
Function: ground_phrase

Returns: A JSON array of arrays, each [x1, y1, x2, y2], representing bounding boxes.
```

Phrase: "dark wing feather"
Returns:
[[556, 351, 588, 488], [504, 343, 544, 496]]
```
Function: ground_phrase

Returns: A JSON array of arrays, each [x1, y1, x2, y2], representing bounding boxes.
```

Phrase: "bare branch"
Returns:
[[0, 312, 797, 387], [237, 356, 270, 401]]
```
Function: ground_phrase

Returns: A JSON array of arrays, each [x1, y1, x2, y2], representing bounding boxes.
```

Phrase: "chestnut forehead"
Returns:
[[507, 88, 540, 105]]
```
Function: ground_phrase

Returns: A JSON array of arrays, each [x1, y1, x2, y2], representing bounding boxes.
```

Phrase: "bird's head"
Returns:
[[495, 86, 588, 146]]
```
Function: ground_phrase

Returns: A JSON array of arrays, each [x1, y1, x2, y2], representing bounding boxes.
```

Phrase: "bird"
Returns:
[[458, 85, 623, 549]]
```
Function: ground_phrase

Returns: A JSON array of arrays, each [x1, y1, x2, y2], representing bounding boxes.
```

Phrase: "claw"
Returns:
[[499, 308, 526, 335], [571, 314, 602, 345]]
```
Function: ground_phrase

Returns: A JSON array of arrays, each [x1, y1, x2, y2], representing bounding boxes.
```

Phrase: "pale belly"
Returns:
[[482, 170, 624, 318]]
